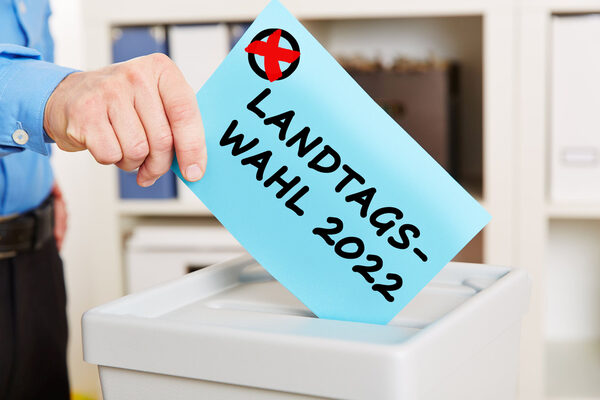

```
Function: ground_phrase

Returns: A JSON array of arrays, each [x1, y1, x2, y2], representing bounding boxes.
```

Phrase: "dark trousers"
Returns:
[[0, 238, 70, 400]]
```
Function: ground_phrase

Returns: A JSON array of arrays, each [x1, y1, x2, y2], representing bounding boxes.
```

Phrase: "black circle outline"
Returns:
[[248, 28, 300, 81]]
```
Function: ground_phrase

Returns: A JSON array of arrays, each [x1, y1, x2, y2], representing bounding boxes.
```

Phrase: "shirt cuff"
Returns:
[[0, 58, 77, 156]]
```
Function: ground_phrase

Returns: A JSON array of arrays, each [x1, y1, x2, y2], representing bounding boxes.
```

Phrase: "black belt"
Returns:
[[0, 195, 54, 258]]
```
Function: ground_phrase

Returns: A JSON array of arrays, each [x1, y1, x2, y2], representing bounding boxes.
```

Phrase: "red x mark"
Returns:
[[245, 29, 300, 82]]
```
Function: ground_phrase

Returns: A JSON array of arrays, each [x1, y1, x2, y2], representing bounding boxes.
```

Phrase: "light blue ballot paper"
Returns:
[[172, 0, 490, 324]]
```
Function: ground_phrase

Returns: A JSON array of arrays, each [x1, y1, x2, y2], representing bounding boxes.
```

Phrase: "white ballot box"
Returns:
[[83, 255, 529, 400]]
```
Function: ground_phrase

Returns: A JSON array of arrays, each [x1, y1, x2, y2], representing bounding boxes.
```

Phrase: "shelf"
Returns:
[[548, 397, 600, 400], [85, 0, 501, 27], [118, 195, 484, 218], [532, 0, 600, 14], [117, 199, 212, 217], [521, 0, 600, 13], [546, 340, 600, 400], [547, 203, 600, 219]]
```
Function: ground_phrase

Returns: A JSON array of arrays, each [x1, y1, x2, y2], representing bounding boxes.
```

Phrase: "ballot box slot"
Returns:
[[205, 299, 316, 318], [186, 264, 208, 273]]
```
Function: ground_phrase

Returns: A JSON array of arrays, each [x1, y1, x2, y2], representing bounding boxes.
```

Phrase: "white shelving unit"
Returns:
[[72, 0, 600, 398], [80, 0, 513, 285], [518, 1, 600, 400], [117, 199, 211, 217]]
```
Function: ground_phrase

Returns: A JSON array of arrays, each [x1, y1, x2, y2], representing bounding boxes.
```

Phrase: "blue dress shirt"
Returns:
[[0, 0, 76, 215]]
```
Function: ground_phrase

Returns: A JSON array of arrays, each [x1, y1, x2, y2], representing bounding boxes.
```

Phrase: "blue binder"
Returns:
[[112, 26, 177, 199], [113, 26, 167, 62], [228, 23, 251, 49], [118, 171, 177, 199]]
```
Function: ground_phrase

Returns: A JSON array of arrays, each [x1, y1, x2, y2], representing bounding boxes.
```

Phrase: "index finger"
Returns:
[[157, 65, 207, 181]]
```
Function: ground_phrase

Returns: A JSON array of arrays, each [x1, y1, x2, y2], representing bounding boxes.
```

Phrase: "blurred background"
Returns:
[[47, 0, 600, 399]]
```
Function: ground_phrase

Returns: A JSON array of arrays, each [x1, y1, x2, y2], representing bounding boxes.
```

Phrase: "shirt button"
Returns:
[[12, 129, 29, 145], [18, 1, 26, 14]]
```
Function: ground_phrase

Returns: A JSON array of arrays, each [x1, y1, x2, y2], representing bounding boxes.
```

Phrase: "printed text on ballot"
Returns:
[[217, 88, 430, 303]]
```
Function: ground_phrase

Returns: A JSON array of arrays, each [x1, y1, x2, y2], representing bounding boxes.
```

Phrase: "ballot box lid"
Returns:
[[82, 254, 529, 399]]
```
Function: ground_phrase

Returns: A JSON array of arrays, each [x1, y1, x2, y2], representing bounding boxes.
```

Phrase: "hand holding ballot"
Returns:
[[44, 53, 207, 187]]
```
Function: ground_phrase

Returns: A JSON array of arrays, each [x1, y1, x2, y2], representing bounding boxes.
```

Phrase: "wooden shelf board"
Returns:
[[522, 0, 600, 13], [548, 397, 600, 400], [85, 0, 496, 26], [547, 203, 600, 219], [549, 2, 600, 14], [117, 199, 212, 217], [116, 185, 483, 218]]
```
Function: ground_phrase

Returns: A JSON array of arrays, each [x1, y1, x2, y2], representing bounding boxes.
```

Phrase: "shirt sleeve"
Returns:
[[0, 44, 77, 157]]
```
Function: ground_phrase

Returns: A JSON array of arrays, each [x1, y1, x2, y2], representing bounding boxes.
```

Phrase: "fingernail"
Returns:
[[139, 178, 157, 187], [186, 164, 203, 181]]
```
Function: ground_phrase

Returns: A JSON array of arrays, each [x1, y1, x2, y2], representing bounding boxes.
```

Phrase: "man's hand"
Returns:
[[43, 53, 207, 186]]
